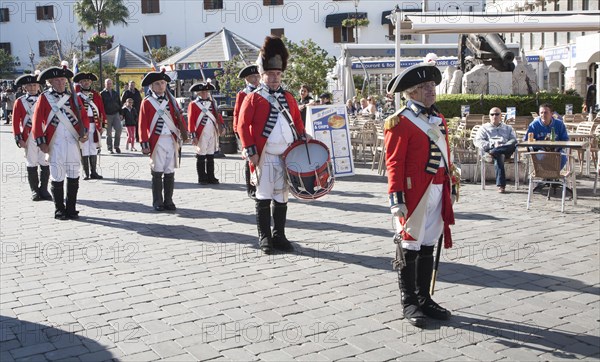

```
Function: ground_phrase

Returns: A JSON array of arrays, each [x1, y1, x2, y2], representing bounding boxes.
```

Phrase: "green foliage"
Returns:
[[0, 49, 16, 75], [435, 93, 584, 118], [341, 18, 370, 27], [282, 37, 336, 98], [216, 55, 246, 102], [150, 46, 181, 63], [80, 61, 118, 89], [74, 0, 129, 30]]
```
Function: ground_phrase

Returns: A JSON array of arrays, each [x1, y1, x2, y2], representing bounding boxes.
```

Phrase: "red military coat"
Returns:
[[238, 89, 305, 171], [233, 87, 253, 134], [138, 95, 182, 155], [187, 98, 223, 140], [78, 90, 107, 130], [12, 95, 37, 144], [385, 106, 455, 248], [31, 91, 90, 145]]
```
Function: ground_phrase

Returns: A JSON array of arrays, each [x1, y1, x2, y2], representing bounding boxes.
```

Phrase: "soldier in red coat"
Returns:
[[187, 82, 224, 185], [139, 69, 186, 211], [73, 72, 106, 180], [238, 36, 309, 254], [384, 62, 456, 328], [12, 71, 52, 201], [234, 64, 261, 198], [32, 63, 90, 220]]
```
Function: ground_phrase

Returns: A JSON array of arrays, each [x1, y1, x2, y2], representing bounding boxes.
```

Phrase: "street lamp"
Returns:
[[78, 27, 86, 61], [29, 51, 35, 72], [353, 0, 360, 44], [91, 0, 105, 86]]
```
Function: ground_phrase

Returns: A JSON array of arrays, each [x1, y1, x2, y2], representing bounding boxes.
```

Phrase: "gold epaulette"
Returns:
[[384, 107, 406, 130]]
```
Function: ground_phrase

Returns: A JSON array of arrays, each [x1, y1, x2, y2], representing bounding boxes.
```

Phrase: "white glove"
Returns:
[[391, 204, 408, 218]]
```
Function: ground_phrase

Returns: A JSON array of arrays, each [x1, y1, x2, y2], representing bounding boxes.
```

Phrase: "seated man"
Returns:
[[475, 107, 517, 193], [525, 103, 569, 169]]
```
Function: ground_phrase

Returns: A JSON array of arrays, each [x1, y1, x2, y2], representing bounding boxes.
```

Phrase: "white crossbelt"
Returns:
[[147, 97, 181, 139], [194, 99, 217, 130], [45, 94, 81, 141]]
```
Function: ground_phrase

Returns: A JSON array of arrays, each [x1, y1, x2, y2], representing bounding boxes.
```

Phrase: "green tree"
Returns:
[[216, 55, 246, 102], [283, 37, 336, 98], [74, 0, 129, 32], [0, 49, 16, 76], [150, 46, 181, 63]]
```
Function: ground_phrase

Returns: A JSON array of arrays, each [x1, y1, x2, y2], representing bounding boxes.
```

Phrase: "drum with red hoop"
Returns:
[[282, 139, 334, 200]]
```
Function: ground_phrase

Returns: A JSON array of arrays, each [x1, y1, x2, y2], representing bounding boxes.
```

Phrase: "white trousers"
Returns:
[[49, 123, 81, 181], [255, 152, 288, 203], [195, 121, 218, 155], [24, 134, 49, 167], [150, 135, 176, 173], [394, 184, 444, 251], [80, 123, 98, 156]]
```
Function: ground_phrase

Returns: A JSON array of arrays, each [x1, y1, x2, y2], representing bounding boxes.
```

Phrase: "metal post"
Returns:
[[29, 51, 35, 72], [353, 0, 359, 44], [98, 17, 103, 86]]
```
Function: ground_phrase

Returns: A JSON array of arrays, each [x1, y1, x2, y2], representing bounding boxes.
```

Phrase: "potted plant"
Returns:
[[87, 33, 114, 49], [341, 18, 370, 28]]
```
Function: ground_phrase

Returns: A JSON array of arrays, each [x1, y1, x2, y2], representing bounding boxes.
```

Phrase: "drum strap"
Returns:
[[256, 88, 299, 141]]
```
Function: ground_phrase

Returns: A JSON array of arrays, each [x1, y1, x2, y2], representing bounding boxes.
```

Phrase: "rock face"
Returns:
[[462, 65, 488, 94], [488, 68, 513, 95], [512, 60, 539, 95]]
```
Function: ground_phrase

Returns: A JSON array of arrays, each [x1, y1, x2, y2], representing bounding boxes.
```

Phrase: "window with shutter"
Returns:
[[36, 6, 54, 20], [143, 35, 167, 51], [271, 28, 284, 38], [0, 8, 9, 22], [39, 40, 58, 57], [0, 43, 11, 54], [204, 0, 223, 10], [263, 0, 283, 5], [142, 0, 160, 14]]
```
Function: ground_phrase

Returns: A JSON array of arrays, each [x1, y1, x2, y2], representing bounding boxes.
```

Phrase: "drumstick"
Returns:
[[304, 140, 312, 165]]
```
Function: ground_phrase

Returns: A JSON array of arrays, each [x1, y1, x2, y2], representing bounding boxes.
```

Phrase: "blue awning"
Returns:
[[325, 12, 368, 28]]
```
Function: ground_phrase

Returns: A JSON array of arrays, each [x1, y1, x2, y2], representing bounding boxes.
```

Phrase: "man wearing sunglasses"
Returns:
[[474, 107, 517, 193]]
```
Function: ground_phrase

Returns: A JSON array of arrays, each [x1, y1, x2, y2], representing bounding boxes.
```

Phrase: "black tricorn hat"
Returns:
[[386, 62, 442, 93], [319, 92, 331, 99], [38, 62, 74, 82], [16, 71, 43, 86], [257, 36, 289, 73], [189, 82, 215, 92], [141, 68, 171, 87], [238, 65, 259, 79], [73, 72, 98, 83]]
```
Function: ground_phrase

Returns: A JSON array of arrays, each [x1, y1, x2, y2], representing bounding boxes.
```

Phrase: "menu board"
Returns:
[[461, 105, 470, 119], [306, 105, 355, 177], [565, 104, 573, 115], [506, 107, 516, 120]]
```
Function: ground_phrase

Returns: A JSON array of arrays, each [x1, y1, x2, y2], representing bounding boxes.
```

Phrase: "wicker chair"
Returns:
[[524, 152, 573, 212]]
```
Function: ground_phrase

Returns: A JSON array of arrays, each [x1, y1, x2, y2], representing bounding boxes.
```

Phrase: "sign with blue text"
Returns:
[[306, 105, 355, 177]]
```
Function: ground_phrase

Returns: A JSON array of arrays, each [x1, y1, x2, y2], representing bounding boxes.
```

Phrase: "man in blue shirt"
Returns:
[[525, 103, 569, 168]]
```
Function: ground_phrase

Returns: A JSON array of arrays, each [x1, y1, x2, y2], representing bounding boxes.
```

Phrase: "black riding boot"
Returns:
[[65, 177, 80, 220], [206, 154, 219, 184], [398, 249, 426, 327], [152, 171, 164, 211], [256, 199, 272, 254], [89, 155, 103, 179], [245, 160, 256, 199], [416, 245, 451, 320], [163, 173, 176, 211], [81, 156, 90, 180], [51, 181, 67, 220], [27, 166, 41, 201], [196, 155, 207, 184], [39, 166, 52, 200], [272, 201, 293, 251]]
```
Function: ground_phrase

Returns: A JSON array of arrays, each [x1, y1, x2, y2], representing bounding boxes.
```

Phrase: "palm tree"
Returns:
[[74, 0, 129, 84], [74, 0, 129, 33]]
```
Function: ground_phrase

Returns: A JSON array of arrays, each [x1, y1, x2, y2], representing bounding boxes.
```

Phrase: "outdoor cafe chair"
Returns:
[[524, 151, 574, 213]]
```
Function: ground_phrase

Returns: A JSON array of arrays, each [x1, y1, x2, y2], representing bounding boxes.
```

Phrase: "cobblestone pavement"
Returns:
[[1, 125, 599, 361]]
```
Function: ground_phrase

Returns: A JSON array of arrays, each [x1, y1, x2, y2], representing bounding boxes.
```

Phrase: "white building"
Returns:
[[0, 0, 478, 73]]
